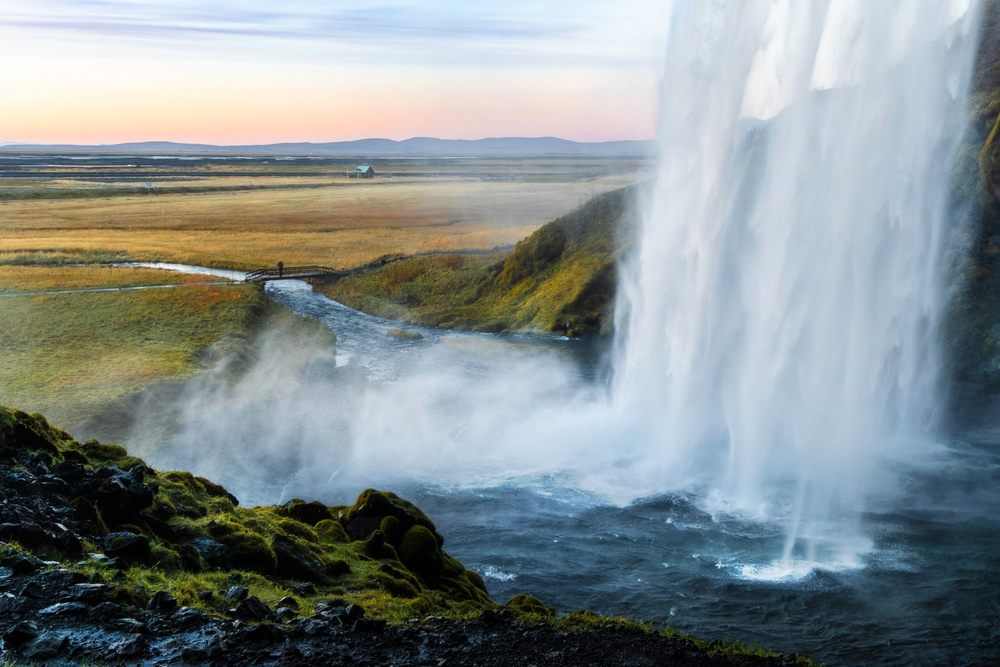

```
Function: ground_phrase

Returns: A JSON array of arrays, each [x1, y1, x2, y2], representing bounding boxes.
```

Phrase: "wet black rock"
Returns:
[[69, 583, 107, 604], [240, 622, 285, 643], [38, 601, 88, 616], [352, 617, 386, 633], [2, 620, 39, 646], [19, 581, 46, 600], [22, 631, 68, 660], [102, 531, 151, 563], [110, 633, 147, 658], [172, 607, 208, 627], [235, 596, 271, 621], [147, 591, 178, 613], [92, 601, 125, 619], [273, 607, 298, 623], [291, 582, 315, 597], [225, 585, 249, 602]]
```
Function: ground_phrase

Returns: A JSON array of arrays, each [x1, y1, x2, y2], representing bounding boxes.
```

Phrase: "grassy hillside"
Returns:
[[320, 186, 641, 337], [0, 269, 274, 434]]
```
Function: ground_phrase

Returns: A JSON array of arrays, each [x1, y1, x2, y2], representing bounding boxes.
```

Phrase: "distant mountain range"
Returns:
[[0, 137, 656, 157]]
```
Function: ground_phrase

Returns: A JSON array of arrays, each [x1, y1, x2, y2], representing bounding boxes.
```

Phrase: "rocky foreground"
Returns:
[[0, 406, 814, 666]]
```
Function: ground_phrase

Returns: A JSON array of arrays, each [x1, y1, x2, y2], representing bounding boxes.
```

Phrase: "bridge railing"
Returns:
[[244, 266, 340, 283]]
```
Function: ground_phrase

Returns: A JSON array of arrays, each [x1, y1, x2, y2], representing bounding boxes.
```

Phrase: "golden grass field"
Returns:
[[1, 162, 649, 270]]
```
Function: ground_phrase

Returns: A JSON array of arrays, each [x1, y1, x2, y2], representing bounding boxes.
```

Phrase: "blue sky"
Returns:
[[0, 1, 668, 143]]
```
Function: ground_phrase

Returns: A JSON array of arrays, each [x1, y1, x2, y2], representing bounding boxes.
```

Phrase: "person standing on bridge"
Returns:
[[278, 261, 284, 278]]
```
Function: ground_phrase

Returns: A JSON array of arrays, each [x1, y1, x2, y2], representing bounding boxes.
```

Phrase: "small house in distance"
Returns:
[[354, 165, 375, 178]]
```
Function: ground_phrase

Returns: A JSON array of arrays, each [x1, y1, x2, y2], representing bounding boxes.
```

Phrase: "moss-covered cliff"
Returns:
[[319, 186, 641, 337]]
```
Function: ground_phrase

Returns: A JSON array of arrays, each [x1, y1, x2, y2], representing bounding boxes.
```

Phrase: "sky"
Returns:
[[0, 1, 669, 145]]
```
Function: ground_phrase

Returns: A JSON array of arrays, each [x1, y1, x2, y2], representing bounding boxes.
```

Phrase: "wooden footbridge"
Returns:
[[244, 265, 341, 283]]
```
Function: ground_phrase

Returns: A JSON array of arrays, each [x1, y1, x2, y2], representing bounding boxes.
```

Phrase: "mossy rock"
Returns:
[[281, 498, 332, 525], [506, 594, 555, 617], [361, 529, 400, 561], [465, 569, 489, 595], [0, 406, 14, 450], [272, 534, 327, 582], [150, 543, 184, 570], [380, 515, 403, 546], [194, 476, 239, 506], [278, 519, 318, 544], [325, 558, 352, 577], [315, 519, 349, 544], [207, 520, 276, 575], [345, 489, 443, 546], [398, 525, 444, 576]]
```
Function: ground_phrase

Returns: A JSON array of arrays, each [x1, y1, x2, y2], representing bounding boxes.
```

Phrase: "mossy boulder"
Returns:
[[272, 534, 327, 582], [345, 489, 444, 546], [398, 525, 444, 576], [206, 520, 277, 575], [361, 529, 400, 561], [315, 519, 349, 544], [282, 498, 332, 525], [506, 594, 556, 617], [195, 476, 239, 506]]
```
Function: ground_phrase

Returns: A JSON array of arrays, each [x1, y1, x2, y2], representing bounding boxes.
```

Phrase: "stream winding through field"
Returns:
[[122, 263, 1000, 666]]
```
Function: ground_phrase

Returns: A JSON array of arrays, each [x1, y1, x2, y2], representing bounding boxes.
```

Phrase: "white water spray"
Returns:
[[616, 0, 980, 564]]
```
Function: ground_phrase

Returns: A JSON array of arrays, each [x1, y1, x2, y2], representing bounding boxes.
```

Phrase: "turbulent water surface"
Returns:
[[127, 270, 1000, 666]]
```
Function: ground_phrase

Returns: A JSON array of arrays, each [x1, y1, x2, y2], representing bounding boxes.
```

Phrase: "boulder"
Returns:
[[283, 499, 333, 526], [2, 620, 39, 646], [225, 586, 249, 602], [235, 596, 271, 621], [398, 525, 444, 575], [272, 535, 326, 582], [102, 531, 151, 564], [147, 591, 178, 613]]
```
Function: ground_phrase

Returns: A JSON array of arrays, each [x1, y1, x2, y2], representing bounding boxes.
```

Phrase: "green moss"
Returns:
[[278, 519, 319, 543], [206, 519, 277, 575], [315, 519, 349, 544], [506, 594, 556, 618], [398, 525, 444, 575]]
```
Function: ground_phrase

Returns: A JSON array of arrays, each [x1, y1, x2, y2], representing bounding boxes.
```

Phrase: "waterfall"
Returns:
[[616, 0, 980, 567]]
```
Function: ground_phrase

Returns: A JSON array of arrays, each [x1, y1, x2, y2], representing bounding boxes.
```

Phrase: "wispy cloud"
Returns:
[[2, 0, 661, 67]]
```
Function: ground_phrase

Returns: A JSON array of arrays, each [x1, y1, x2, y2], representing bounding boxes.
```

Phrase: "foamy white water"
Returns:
[[615, 0, 981, 565]]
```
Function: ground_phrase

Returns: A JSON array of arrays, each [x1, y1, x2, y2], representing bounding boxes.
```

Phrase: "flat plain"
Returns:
[[0, 152, 652, 270]]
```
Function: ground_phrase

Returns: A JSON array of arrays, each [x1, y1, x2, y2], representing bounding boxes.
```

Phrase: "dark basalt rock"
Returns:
[[102, 531, 150, 563], [147, 590, 178, 613], [234, 596, 271, 621], [19, 581, 46, 600], [2, 620, 39, 646], [22, 631, 69, 660], [37, 601, 89, 616], [272, 534, 327, 582], [110, 633, 147, 658], [226, 586, 249, 601], [292, 582, 316, 597], [69, 583, 108, 603]]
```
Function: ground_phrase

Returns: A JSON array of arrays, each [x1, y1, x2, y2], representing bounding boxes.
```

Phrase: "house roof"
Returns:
[[355, 165, 372, 172]]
